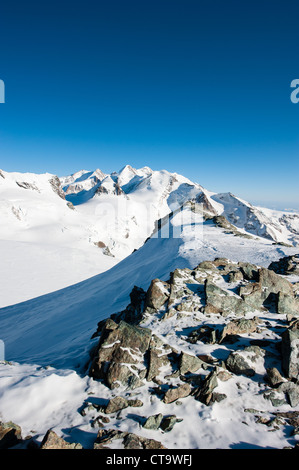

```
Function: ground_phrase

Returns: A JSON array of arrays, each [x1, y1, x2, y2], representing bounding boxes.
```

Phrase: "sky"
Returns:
[[0, 0, 298, 209]]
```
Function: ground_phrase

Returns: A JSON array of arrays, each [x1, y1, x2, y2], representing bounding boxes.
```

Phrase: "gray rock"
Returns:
[[178, 351, 204, 374], [160, 415, 179, 432], [145, 279, 170, 311], [105, 396, 129, 414], [219, 316, 261, 343], [143, 413, 163, 430], [226, 351, 255, 377], [193, 369, 218, 405], [265, 367, 284, 387], [89, 320, 152, 389], [281, 320, 299, 380]]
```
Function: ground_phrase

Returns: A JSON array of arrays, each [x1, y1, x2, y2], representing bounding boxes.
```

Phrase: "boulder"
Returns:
[[40, 430, 82, 449], [225, 350, 256, 377], [89, 320, 152, 389], [193, 369, 218, 405], [94, 428, 166, 449], [145, 279, 170, 311], [268, 254, 299, 275], [142, 414, 163, 430], [281, 320, 299, 380], [0, 421, 22, 449], [219, 316, 261, 343], [204, 280, 250, 316], [178, 351, 204, 374], [163, 383, 191, 404]]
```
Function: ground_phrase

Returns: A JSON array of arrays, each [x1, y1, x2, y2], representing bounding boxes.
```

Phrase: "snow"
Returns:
[[0, 166, 298, 450]]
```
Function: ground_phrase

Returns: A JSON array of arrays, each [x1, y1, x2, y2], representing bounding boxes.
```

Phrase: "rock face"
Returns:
[[89, 320, 152, 389]]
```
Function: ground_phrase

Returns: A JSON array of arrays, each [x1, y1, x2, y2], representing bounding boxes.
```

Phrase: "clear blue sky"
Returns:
[[0, 0, 298, 209]]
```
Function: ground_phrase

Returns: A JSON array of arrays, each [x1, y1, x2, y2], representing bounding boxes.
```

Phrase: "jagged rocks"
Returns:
[[277, 292, 299, 319], [48, 175, 66, 200], [40, 430, 83, 449], [0, 421, 22, 449], [89, 320, 151, 389], [281, 320, 299, 380]]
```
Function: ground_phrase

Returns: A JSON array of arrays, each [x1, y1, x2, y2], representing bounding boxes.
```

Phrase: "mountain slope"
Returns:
[[0, 203, 298, 369]]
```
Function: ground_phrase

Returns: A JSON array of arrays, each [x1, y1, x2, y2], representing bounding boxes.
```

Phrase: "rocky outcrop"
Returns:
[[84, 254, 299, 449], [49, 175, 66, 200], [89, 320, 151, 389]]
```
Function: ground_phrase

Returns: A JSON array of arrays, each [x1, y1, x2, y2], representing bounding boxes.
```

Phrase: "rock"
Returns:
[[187, 325, 218, 345], [281, 320, 299, 380], [226, 351, 256, 377], [219, 317, 261, 343], [237, 262, 259, 281], [89, 320, 152, 389], [258, 267, 294, 297], [265, 367, 284, 387], [193, 369, 218, 405], [277, 292, 299, 318], [160, 415, 179, 433], [178, 351, 204, 374], [239, 282, 264, 309], [143, 413, 163, 430], [163, 383, 191, 404], [145, 279, 170, 311], [49, 175, 66, 200], [93, 428, 166, 449], [0, 421, 22, 449], [204, 279, 250, 316], [105, 396, 129, 414], [268, 254, 299, 275], [40, 430, 82, 449], [228, 271, 244, 283], [146, 335, 174, 382]]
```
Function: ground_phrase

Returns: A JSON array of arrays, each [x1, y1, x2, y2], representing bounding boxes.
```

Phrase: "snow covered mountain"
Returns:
[[0, 165, 298, 308]]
